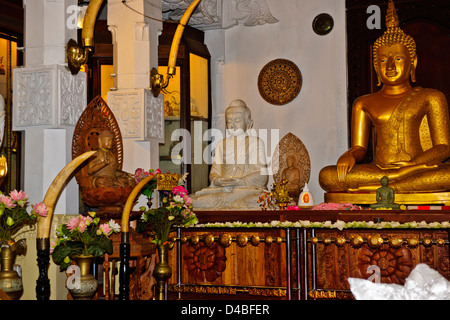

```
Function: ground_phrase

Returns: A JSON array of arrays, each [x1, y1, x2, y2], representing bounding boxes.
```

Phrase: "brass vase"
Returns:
[[0, 245, 23, 300], [68, 255, 98, 300], [154, 244, 172, 300]]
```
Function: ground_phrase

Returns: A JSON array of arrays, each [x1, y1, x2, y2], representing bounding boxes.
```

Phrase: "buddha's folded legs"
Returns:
[[319, 164, 386, 192], [393, 164, 450, 192], [319, 163, 450, 193]]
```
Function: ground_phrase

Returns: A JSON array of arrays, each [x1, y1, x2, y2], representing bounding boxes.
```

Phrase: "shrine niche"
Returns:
[[72, 95, 136, 219], [272, 132, 310, 204]]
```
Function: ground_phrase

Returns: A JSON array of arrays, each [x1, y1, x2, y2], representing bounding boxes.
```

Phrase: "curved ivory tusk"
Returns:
[[121, 175, 156, 233], [81, 0, 105, 48], [167, 0, 202, 75], [37, 151, 97, 239]]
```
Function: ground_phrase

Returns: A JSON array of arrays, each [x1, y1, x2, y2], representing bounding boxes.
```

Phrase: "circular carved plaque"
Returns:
[[257, 59, 302, 105]]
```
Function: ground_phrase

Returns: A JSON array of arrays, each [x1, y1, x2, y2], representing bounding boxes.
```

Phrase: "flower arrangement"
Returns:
[[133, 168, 161, 205], [137, 184, 198, 246], [0, 190, 48, 247], [51, 212, 120, 271]]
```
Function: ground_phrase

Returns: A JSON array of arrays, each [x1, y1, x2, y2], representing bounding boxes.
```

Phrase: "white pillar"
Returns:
[[107, 0, 164, 175], [13, 0, 86, 214]]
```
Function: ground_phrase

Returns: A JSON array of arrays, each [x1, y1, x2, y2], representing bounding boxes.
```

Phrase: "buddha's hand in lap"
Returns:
[[388, 162, 438, 180], [336, 154, 356, 182], [213, 177, 245, 187]]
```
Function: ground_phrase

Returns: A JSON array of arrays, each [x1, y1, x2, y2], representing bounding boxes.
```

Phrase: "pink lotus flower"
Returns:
[[9, 190, 28, 202], [183, 195, 192, 206], [32, 202, 48, 217], [66, 216, 80, 231], [133, 168, 151, 183], [98, 223, 112, 236], [0, 195, 16, 209], [133, 168, 162, 183], [50, 241, 57, 253], [77, 216, 92, 233], [172, 186, 188, 197]]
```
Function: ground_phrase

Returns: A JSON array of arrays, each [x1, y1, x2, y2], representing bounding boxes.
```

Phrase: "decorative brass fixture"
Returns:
[[150, 0, 202, 97], [66, 0, 104, 75], [66, 0, 202, 98]]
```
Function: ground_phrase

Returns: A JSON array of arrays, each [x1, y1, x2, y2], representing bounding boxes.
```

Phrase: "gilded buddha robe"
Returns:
[[319, 87, 450, 192]]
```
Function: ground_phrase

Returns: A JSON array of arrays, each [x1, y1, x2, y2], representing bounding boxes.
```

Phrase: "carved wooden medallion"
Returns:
[[257, 59, 302, 105], [184, 242, 227, 283]]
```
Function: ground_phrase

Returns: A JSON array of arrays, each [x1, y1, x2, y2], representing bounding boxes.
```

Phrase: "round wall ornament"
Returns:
[[257, 58, 302, 105], [312, 13, 334, 36]]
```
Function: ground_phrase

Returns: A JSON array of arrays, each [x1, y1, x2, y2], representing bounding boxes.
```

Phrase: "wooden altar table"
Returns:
[[166, 209, 450, 300]]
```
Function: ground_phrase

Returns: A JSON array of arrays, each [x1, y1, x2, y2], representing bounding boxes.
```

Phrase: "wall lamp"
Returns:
[[66, 0, 202, 98]]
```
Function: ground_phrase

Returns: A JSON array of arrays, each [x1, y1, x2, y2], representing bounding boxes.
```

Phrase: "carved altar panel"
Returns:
[[314, 229, 450, 291], [168, 229, 288, 298]]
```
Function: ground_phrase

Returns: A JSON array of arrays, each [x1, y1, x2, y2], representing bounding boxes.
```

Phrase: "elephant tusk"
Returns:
[[121, 175, 156, 233], [37, 151, 97, 239]]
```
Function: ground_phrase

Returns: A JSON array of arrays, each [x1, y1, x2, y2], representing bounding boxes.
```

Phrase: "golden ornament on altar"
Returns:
[[250, 235, 261, 247], [157, 173, 182, 191], [236, 234, 248, 247], [349, 234, 364, 248], [367, 234, 384, 249], [219, 233, 233, 248], [388, 236, 403, 248], [422, 238, 433, 247], [203, 233, 215, 247], [335, 235, 346, 247], [407, 236, 419, 248], [271, 180, 292, 210]]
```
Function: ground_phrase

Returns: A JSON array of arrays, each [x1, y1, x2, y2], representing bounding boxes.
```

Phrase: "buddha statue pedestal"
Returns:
[[325, 191, 450, 206], [81, 186, 135, 218]]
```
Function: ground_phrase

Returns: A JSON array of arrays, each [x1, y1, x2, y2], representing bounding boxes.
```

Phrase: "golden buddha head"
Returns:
[[373, 0, 417, 86]]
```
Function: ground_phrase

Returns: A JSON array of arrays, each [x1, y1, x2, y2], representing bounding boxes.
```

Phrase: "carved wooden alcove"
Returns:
[[346, 0, 450, 158]]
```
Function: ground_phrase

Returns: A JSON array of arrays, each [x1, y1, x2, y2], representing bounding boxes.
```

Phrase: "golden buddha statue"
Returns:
[[319, 0, 450, 204]]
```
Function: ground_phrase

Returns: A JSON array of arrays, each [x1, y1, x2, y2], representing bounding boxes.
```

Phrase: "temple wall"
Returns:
[[205, 0, 348, 203]]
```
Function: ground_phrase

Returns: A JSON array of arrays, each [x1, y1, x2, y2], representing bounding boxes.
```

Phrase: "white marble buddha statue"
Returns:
[[192, 99, 269, 209]]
